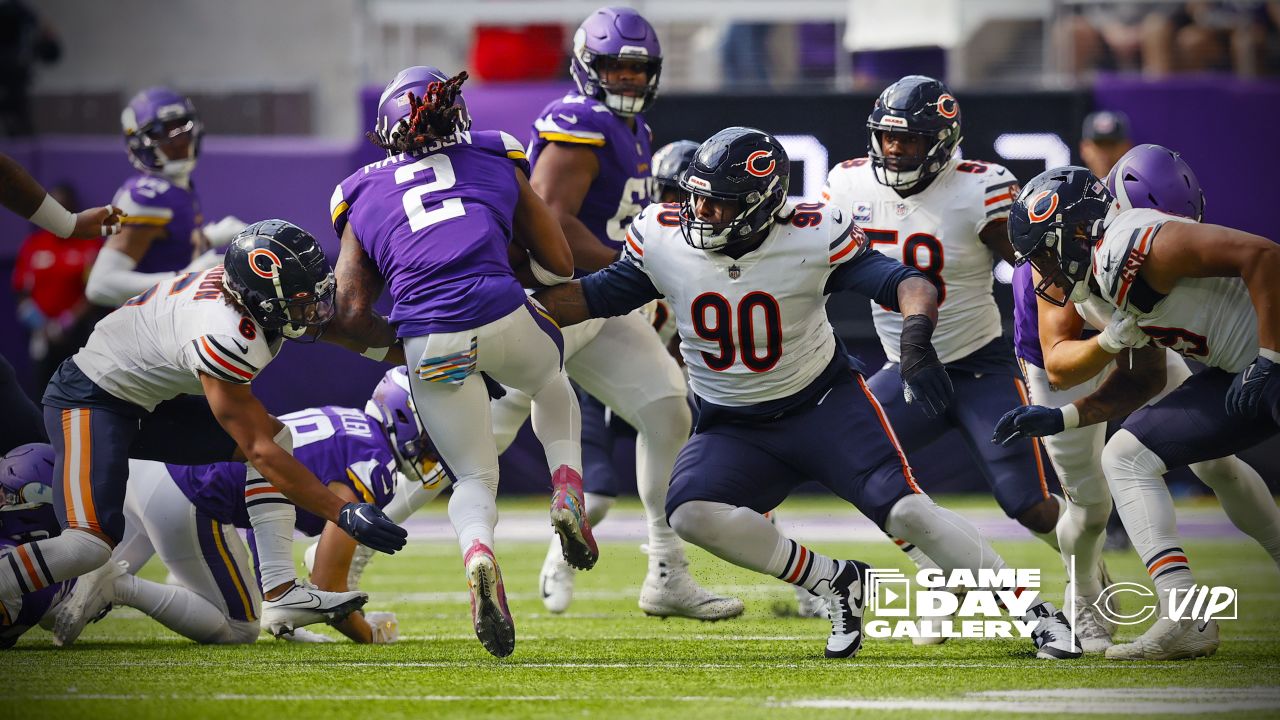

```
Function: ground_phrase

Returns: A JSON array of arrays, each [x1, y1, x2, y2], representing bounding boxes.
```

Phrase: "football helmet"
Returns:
[[867, 75, 962, 191], [1009, 166, 1113, 307], [372, 65, 471, 154], [1105, 143, 1204, 221], [121, 87, 202, 182], [222, 220, 335, 341], [0, 443, 58, 544], [678, 127, 789, 251], [366, 367, 438, 485], [652, 139, 699, 202], [570, 7, 662, 116]]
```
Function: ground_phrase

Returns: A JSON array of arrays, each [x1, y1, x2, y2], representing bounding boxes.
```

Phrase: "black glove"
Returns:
[[337, 502, 407, 554], [1225, 354, 1276, 420], [992, 405, 1065, 446], [899, 314, 953, 418]]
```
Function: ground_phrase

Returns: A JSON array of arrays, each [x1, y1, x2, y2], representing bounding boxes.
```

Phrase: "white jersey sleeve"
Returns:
[[1093, 208, 1259, 372]]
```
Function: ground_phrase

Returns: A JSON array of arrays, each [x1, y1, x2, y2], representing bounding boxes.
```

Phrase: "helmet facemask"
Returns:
[[678, 175, 783, 252], [1020, 222, 1098, 307], [868, 125, 957, 191]]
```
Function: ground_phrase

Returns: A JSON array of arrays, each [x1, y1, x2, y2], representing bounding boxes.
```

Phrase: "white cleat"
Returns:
[[275, 626, 337, 643], [53, 560, 128, 647], [795, 585, 827, 619], [1029, 602, 1084, 660], [1106, 617, 1219, 661], [1071, 596, 1115, 653], [260, 580, 367, 637], [539, 540, 576, 614], [639, 555, 744, 621], [813, 560, 868, 659]]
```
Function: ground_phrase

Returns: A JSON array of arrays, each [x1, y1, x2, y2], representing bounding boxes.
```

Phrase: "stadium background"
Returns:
[[3, 0, 1278, 493]]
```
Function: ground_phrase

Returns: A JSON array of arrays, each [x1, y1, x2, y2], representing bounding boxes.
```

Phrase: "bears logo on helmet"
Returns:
[[1027, 191, 1060, 223], [744, 151, 777, 178]]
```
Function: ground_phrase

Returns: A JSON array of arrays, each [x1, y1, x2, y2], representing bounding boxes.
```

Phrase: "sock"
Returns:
[[1190, 455, 1280, 571], [1057, 498, 1111, 598], [584, 492, 615, 526], [114, 573, 232, 644], [244, 425, 298, 594], [529, 374, 582, 476], [1032, 494, 1066, 552], [632, 396, 691, 559], [448, 479, 497, 553], [667, 500, 838, 592], [0, 530, 111, 599]]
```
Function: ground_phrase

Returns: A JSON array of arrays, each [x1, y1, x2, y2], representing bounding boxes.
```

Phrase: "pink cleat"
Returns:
[[549, 466, 599, 571], [464, 541, 515, 658]]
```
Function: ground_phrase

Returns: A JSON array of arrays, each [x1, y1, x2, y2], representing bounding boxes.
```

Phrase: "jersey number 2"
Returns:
[[395, 154, 466, 231], [691, 292, 782, 373]]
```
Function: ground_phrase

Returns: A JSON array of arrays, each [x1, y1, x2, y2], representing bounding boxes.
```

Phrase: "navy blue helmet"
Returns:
[[1009, 166, 1113, 307], [867, 75, 962, 191], [223, 220, 336, 341], [678, 127, 789, 251], [652, 139, 699, 200]]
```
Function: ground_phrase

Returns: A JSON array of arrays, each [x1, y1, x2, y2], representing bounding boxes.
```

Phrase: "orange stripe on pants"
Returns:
[[856, 376, 922, 493], [77, 409, 100, 531], [1012, 378, 1050, 499], [61, 410, 78, 529]]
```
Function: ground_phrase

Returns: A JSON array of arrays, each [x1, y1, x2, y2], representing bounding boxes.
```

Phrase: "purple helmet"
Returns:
[[365, 367, 438, 484], [570, 7, 662, 117], [121, 87, 202, 180], [0, 443, 55, 508], [1105, 143, 1205, 221], [373, 66, 471, 154]]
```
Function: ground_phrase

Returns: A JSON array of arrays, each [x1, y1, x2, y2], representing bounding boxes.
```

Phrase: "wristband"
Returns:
[[529, 256, 574, 286], [362, 345, 390, 361], [1059, 403, 1080, 430], [1260, 348, 1280, 364], [30, 194, 77, 238]]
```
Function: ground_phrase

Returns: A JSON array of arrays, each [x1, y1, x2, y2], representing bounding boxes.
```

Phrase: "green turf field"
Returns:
[[4, 495, 1279, 720]]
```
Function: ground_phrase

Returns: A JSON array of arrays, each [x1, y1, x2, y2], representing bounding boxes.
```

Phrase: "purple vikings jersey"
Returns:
[[331, 130, 531, 337], [1011, 263, 1043, 368], [112, 173, 203, 274], [168, 406, 397, 536], [529, 94, 654, 252]]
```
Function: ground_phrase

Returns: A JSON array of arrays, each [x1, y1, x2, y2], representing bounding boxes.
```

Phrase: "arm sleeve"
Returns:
[[84, 246, 177, 307], [824, 248, 926, 312], [581, 256, 662, 318]]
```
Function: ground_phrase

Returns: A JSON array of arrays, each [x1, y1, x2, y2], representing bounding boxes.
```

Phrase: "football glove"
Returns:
[[1226, 353, 1277, 420], [1096, 311, 1149, 354], [202, 215, 249, 249], [992, 405, 1064, 446], [336, 502, 407, 554], [899, 314, 953, 418]]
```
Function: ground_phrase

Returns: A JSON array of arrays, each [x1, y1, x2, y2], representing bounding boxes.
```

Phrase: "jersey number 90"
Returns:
[[691, 292, 783, 373]]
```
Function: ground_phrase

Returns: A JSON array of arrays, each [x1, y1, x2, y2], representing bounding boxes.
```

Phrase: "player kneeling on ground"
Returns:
[[533, 127, 1081, 660], [0, 444, 74, 648], [0, 221, 406, 649]]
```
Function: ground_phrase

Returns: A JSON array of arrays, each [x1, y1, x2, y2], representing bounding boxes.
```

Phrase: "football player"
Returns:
[[0, 444, 74, 649], [0, 151, 121, 240], [55, 367, 439, 645], [1011, 144, 1279, 653], [823, 76, 1068, 626], [652, 140, 699, 205], [326, 66, 582, 658], [85, 88, 247, 307], [996, 164, 1280, 660], [533, 127, 1081, 660], [0, 220, 406, 650], [493, 8, 740, 621]]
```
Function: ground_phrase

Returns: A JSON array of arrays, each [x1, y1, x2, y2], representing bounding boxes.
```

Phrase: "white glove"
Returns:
[[202, 215, 249, 249], [366, 611, 399, 644], [182, 249, 223, 274], [1097, 311, 1150, 353], [276, 626, 337, 643]]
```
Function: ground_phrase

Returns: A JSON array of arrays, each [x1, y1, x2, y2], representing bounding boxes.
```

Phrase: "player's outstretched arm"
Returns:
[[993, 344, 1166, 445], [327, 223, 401, 362], [1037, 278, 1148, 390], [0, 152, 122, 239], [532, 281, 594, 326], [310, 484, 389, 644], [512, 167, 574, 284], [529, 143, 619, 272]]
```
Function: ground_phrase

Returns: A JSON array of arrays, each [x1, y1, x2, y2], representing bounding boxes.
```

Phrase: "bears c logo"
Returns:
[[1028, 190, 1059, 223], [745, 150, 776, 178], [936, 94, 959, 119], [247, 248, 282, 279]]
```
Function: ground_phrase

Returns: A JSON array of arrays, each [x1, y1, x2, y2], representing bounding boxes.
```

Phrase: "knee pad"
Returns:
[[667, 500, 713, 542], [1101, 430, 1167, 483], [64, 528, 115, 567], [634, 396, 692, 444], [883, 493, 940, 537]]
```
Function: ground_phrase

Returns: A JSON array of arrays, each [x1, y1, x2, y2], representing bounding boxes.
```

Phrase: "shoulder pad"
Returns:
[[115, 175, 184, 228], [534, 96, 612, 147], [191, 324, 273, 385]]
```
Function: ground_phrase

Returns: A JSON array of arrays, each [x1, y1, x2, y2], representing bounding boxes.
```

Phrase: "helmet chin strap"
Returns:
[[160, 157, 196, 188]]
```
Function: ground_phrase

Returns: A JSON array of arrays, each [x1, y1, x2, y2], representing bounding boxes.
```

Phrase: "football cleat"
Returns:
[[276, 626, 337, 643], [260, 581, 367, 637], [539, 539, 576, 614], [639, 554, 745, 621], [812, 559, 869, 659], [1029, 602, 1084, 659], [549, 466, 598, 571], [1072, 595, 1116, 653], [53, 560, 128, 647], [795, 585, 826, 619], [464, 540, 515, 658], [1105, 617, 1219, 661]]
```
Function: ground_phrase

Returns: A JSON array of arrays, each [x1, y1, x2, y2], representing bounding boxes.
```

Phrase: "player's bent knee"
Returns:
[[634, 395, 692, 442], [207, 619, 260, 645], [668, 500, 716, 544], [63, 528, 115, 567], [883, 493, 941, 537], [1101, 429, 1166, 483]]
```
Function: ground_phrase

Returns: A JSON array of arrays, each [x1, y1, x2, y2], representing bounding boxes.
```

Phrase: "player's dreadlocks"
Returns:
[[367, 71, 470, 154]]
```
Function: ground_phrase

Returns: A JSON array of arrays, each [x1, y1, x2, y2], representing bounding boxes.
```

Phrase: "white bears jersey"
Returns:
[[1093, 208, 1259, 372], [73, 265, 281, 411], [622, 201, 864, 406], [823, 157, 1017, 364]]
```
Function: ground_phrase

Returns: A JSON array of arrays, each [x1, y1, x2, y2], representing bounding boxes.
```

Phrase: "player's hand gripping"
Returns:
[[72, 204, 124, 239], [337, 502, 408, 554], [1096, 310, 1149, 354], [992, 405, 1064, 446], [899, 314, 953, 418], [1226, 352, 1278, 420]]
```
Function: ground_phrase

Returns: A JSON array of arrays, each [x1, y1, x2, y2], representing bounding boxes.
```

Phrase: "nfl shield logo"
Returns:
[[728, 264, 741, 280], [853, 201, 872, 223], [894, 202, 910, 218]]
